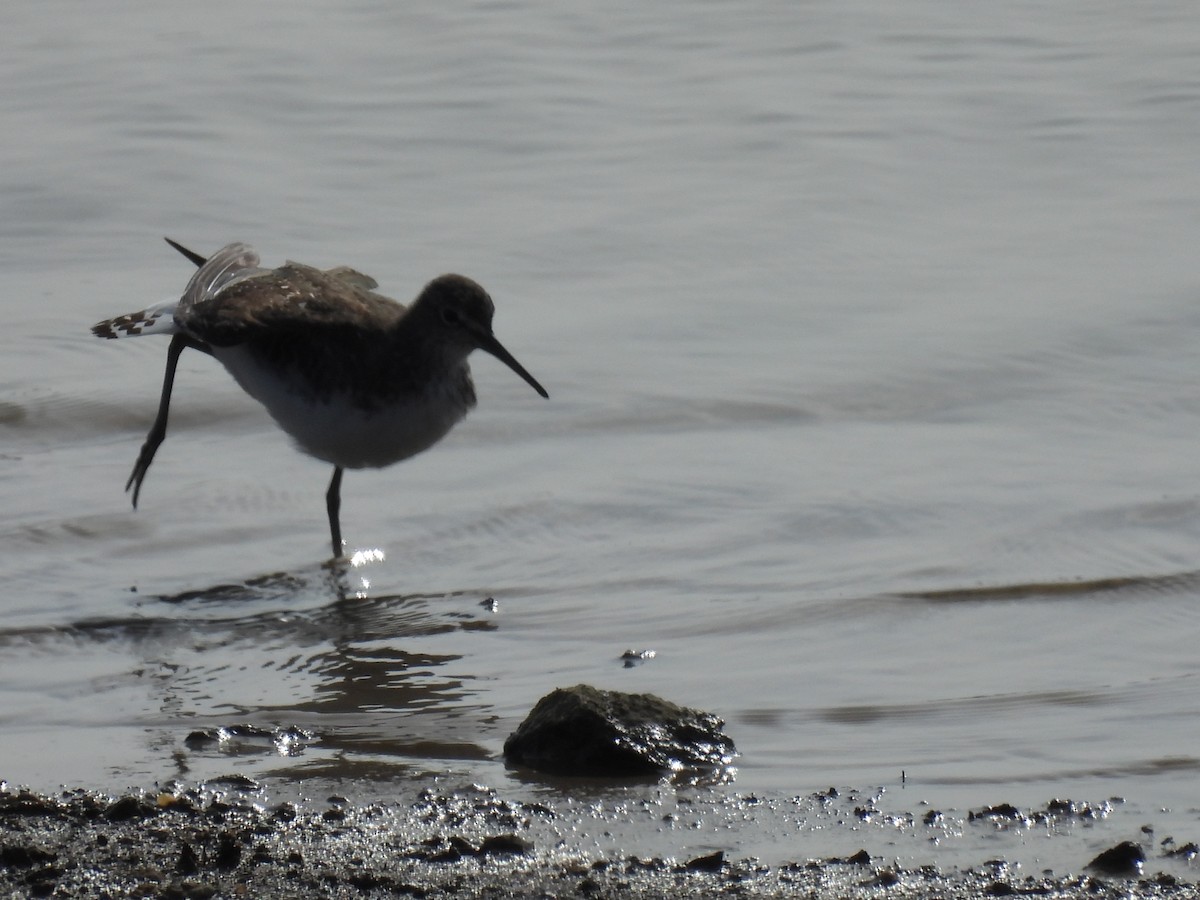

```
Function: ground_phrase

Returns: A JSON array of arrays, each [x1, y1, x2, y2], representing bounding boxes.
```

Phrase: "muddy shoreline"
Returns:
[[2, 782, 1197, 898]]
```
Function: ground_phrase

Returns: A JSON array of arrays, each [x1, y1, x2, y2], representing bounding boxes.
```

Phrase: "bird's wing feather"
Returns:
[[181, 261, 405, 347], [322, 266, 379, 291], [176, 243, 267, 321]]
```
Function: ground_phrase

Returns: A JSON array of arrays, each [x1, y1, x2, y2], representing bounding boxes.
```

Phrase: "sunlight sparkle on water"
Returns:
[[348, 548, 386, 598], [350, 548, 386, 567]]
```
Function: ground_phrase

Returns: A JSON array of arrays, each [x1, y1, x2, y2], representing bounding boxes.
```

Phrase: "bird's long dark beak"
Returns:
[[478, 333, 549, 399], [164, 237, 208, 268]]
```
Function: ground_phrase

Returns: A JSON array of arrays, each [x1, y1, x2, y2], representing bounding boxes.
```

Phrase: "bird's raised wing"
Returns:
[[176, 243, 268, 322], [178, 260, 404, 347]]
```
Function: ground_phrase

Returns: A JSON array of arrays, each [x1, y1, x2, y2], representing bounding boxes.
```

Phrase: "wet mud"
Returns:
[[2, 783, 1197, 899]]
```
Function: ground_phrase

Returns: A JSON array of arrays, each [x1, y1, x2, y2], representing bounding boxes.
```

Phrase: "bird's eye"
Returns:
[[441, 306, 460, 326]]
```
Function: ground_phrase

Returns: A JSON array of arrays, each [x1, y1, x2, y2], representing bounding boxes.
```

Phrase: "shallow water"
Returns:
[[2, 0, 1200, 871]]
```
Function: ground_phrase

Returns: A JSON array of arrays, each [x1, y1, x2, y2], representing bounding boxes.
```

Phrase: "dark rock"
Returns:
[[161, 882, 218, 900], [0, 844, 56, 868], [1163, 840, 1199, 860], [682, 850, 725, 872], [271, 803, 297, 823], [426, 836, 477, 863], [213, 831, 242, 870], [620, 649, 656, 668], [184, 731, 221, 749], [184, 724, 315, 755], [103, 796, 154, 822], [845, 849, 871, 865], [209, 775, 258, 792], [0, 793, 61, 818], [205, 800, 231, 819], [969, 803, 1021, 821], [178, 841, 200, 875], [1086, 840, 1144, 876], [477, 833, 534, 857], [503, 684, 737, 777]]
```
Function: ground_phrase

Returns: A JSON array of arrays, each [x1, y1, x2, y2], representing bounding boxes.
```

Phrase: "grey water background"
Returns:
[[3, 0, 1200, 869]]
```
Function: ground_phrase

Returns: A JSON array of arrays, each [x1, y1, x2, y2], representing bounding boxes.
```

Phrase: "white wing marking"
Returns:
[[176, 242, 269, 321]]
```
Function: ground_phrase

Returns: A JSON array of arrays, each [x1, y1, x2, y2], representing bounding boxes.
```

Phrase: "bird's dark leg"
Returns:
[[126, 333, 211, 506], [126, 238, 209, 503], [326, 466, 345, 559]]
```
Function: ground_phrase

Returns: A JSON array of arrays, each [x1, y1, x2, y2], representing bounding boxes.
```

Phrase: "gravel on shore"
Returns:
[[3, 783, 1198, 899]]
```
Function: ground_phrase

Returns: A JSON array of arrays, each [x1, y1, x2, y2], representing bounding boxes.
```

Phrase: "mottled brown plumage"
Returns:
[[92, 240, 548, 558]]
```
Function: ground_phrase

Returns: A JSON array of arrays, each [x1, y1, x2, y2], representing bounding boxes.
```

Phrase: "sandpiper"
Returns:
[[93, 239, 548, 558]]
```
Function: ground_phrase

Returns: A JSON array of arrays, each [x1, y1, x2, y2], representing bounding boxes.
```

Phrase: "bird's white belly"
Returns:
[[213, 347, 469, 469]]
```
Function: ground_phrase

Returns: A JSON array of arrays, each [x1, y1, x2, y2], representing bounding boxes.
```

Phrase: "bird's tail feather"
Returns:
[[91, 298, 180, 339]]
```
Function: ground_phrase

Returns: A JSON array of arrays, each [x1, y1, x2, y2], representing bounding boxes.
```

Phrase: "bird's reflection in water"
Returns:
[[47, 553, 505, 782]]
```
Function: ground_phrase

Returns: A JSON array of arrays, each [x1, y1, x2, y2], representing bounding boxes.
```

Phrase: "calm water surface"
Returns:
[[2, 0, 1200, 869]]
